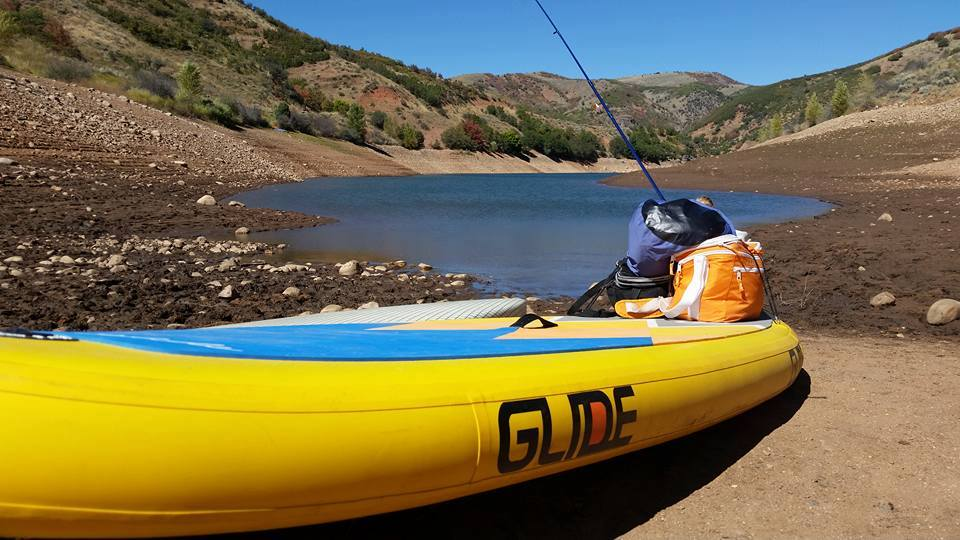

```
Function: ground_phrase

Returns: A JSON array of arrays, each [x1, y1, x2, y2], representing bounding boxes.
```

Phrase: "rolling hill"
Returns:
[[1, 0, 958, 159], [694, 28, 960, 144]]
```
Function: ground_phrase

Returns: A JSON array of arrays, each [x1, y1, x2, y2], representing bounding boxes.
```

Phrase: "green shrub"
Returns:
[[43, 56, 91, 81], [936, 36, 950, 48], [369, 110, 387, 129], [193, 97, 238, 128], [231, 101, 267, 127], [126, 87, 174, 110], [485, 104, 518, 127], [175, 61, 202, 103], [831, 80, 849, 118], [864, 65, 881, 75], [493, 130, 523, 156], [133, 68, 177, 98], [396, 124, 424, 149], [769, 113, 783, 138], [383, 118, 424, 149], [441, 123, 477, 151], [805, 92, 822, 126], [344, 103, 366, 143], [608, 126, 677, 163], [887, 51, 903, 61], [329, 99, 351, 115]]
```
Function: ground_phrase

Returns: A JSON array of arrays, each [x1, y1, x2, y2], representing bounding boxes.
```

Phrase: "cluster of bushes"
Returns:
[[608, 125, 680, 163], [441, 114, 525, 156], [440, 109, 604, 162], [389, 122, 425, 150], [485, 104, 519, 127], [257, 28, 330, 69], [928, 30, 956, 49], [88, 0, 230, 52], [0, 2, 81, 58], [376, 116, 423, 149], [273, 102, 338, 137], [516, 110, 603, 162], [123, 61, 267, 128]]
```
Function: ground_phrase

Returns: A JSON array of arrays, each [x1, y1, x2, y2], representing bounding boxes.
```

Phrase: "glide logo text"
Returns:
[[497, 386, 637, 473]]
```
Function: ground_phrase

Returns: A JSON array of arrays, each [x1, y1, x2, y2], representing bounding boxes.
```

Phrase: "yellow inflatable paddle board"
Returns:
[[0, 300, 802, 537]]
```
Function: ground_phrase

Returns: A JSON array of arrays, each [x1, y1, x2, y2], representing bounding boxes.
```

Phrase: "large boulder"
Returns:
[[196, 195, 217, 206], [926, 299, 960, 326]]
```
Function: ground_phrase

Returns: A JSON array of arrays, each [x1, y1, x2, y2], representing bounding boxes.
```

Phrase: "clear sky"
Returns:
[[248, 1, 960, 86]]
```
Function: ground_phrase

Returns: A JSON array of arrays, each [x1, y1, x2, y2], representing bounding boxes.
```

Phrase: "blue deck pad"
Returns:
[[60, 324, 654, 361]]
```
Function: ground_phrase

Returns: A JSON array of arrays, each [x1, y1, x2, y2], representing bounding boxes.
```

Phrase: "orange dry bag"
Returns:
[[615, 234, 766, 323]]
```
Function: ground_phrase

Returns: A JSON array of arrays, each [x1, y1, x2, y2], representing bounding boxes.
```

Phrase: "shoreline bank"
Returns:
[[2, 69, 957, 339], [605, 103, 959, 340]]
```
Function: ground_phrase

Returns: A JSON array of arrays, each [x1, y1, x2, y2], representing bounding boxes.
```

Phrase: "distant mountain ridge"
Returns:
[[453, 70, 747, 131]]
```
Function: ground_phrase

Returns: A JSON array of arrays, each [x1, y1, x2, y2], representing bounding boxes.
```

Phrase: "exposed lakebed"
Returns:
[[232, 173, 832, 296]]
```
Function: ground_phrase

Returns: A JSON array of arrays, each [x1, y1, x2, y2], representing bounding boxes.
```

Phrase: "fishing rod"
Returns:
[[534, 0, 666, 201]]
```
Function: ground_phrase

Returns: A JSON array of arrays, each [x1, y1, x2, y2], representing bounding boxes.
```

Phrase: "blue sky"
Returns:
[[249, 1, 960, 85]]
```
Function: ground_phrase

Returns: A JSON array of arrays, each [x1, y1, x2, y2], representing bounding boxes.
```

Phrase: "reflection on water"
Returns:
[[232, 173, 831, 296]]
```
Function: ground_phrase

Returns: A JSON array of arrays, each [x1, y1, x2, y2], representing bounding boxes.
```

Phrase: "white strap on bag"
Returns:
[[661, 254, 709, 319], [619, 254, 709, 319]]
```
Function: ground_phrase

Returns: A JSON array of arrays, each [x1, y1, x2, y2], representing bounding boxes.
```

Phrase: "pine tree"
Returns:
[[770, 113, 784, 138], [345, 103, 366, 143], [831, 80, 849, 118], [805, 92, 822, 127], [756, 124, 770, 143], [854, 72, 876, 111], [175, 61, 202, 103]]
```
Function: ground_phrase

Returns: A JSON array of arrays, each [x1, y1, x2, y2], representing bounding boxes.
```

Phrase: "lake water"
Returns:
[[232, 173, 831, 297]]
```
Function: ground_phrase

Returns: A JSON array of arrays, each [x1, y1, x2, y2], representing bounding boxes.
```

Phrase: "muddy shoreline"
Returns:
[[0, 71, 479, 330]]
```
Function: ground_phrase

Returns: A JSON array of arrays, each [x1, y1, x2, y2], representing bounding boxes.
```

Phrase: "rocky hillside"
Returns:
[[695, 28, 960, 145], [1, 0, 957, 159], [1, 0, 492, 148], [454, 71, 746, 131]]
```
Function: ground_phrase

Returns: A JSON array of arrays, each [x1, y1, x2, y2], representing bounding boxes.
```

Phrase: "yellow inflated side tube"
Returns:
[[0, 321, 801, 537]]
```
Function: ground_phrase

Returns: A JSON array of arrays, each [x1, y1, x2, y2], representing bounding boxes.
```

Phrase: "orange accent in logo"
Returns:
[[589, 401, 606, 445]]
